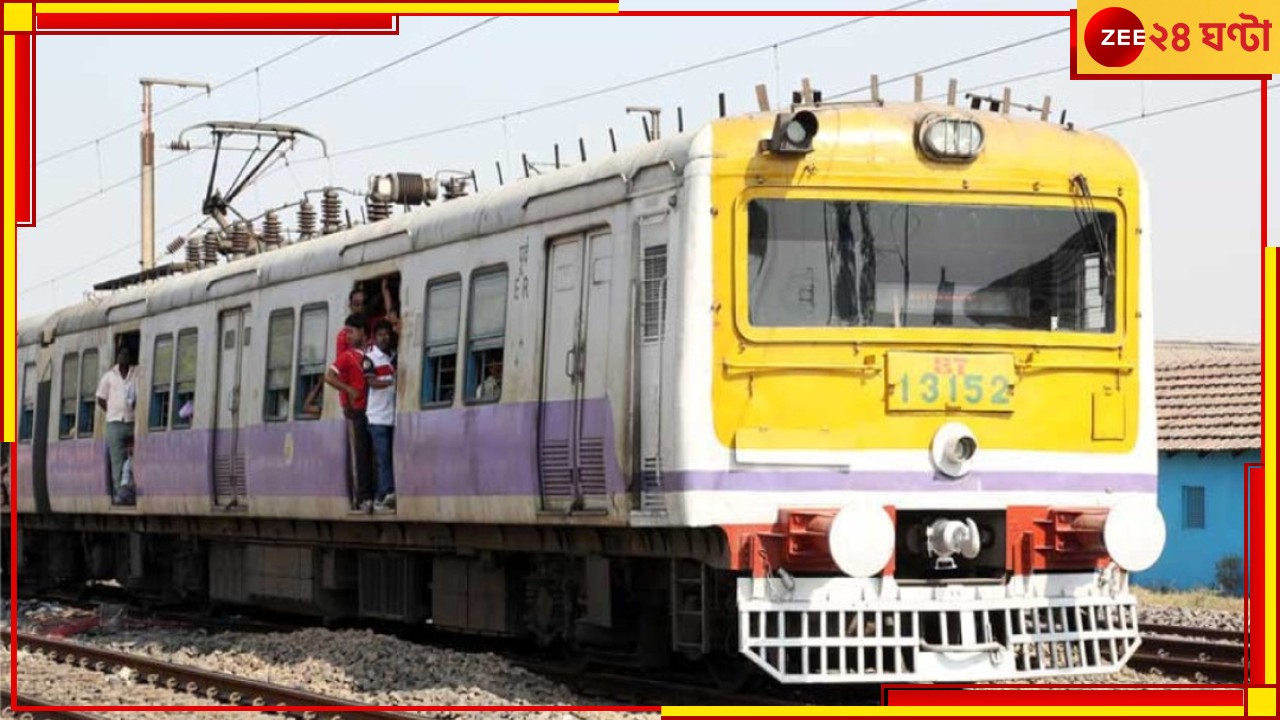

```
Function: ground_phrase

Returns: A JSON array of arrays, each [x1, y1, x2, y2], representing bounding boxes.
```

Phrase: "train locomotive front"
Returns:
[[662, 101, 1164, 683]]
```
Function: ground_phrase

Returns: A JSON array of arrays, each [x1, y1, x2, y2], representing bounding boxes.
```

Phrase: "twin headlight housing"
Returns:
[[916, 114, 985, 161], [761, 111, 984, 163]]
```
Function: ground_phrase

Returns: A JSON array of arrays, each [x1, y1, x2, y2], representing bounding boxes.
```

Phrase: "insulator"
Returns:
[[297, 200, 317, 240], [366, 195, 392, 223], [263, 211, 283, 244], [230, 222, 250, 255], [185, 237, 201, 266], [321, 188, 342, 235], [202, 232, 220, 264], [165, 236, 186, 255], [369, 172, 437, 206]]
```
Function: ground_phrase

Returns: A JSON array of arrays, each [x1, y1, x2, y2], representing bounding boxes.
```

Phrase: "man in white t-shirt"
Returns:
[[366, 320, 397, 511], [96, 345, 138, 505]]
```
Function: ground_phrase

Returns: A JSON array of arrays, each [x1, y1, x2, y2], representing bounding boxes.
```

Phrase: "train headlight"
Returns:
[[931, 422, 979, 478], [917, 115, 984, 162], [762, 110, 819, 155], [1103, 499, 1167, 572], [828, 503, 896, 578]]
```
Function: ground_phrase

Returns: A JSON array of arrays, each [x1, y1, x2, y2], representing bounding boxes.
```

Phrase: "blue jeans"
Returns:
[[368, 424, 395, 500]]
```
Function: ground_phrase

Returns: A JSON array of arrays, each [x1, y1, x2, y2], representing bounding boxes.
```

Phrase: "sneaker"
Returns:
[[360, 499, 374, 513], [380, 493, 396, 510]]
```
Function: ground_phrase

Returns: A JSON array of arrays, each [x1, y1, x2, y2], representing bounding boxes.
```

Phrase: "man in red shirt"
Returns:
[[325, 314, 376, 512]]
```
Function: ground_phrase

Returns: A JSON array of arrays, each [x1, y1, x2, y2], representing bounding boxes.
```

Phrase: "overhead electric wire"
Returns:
[[31, 19, 501, 230], [288, 0, 933, 161], [38, 153, 196, 224], [261, 17, 501, 121], [1093, 81, 1279, 130], [18, 210, 205, 297], [36, 37, 326, 168], [923, 65, 1069, 102], [826, 27, 1069, 99]]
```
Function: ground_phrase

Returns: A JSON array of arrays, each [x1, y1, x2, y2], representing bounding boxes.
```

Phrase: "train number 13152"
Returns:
[[898, 372, 1011, 406], [887, 352, 1016, 412]]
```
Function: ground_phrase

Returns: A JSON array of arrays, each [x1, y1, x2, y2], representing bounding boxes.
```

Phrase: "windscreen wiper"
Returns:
[[1069, 173, 1115, 279]]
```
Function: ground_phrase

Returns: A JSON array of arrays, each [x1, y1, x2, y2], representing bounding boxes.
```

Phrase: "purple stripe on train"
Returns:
[[40, 398, 1154, 499], [660, 470, 1156, 493]]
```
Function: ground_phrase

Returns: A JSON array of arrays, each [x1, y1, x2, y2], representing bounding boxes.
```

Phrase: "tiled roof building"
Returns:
[[1155, 341, 1260, 452]]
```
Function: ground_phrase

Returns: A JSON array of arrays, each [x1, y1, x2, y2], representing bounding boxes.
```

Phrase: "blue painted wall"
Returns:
[[1135, 450, 1258, 592]]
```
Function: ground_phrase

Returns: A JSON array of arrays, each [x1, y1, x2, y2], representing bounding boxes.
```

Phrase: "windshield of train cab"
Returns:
[[744, 198, 1119, 334]]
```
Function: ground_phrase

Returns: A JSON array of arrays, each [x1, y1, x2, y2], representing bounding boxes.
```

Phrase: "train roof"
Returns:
[[19, 101, 1137, 343], [22, 126, 702, 342]]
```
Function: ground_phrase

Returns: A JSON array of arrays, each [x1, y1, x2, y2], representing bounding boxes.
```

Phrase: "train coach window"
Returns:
[[745, 199, 1118, 333], [59, 353, 79, 439], [464, 267, 508, 404], [265, 310, 296, 422], [150, 335, 174, 431], [78, 350, 100, 436], [422, 277, 461, 408], [296, 304, 329, 420], [171, 329, 198, 429], [19, 362, 35, 442]]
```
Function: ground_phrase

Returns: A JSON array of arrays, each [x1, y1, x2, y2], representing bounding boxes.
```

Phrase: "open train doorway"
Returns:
[[105, 331, 140, 505], [340, 272, 400, 513]]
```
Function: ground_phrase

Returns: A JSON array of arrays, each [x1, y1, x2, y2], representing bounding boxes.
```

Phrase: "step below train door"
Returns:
[[211, 307, 251, 510], [538, 230, 613, 513]]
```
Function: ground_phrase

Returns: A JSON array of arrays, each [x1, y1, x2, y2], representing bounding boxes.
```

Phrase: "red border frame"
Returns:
[[4, 6, 1267, 714]]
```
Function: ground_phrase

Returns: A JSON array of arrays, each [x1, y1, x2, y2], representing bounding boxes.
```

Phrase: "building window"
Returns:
[[295, 304, 328, 419], [59, 353, 79, 439], [19, 362, 35, 442], [150, 335, 174, 431], [1183, 485, 1206, 530], [265, 310, 295, 422], [77, 350, 99, 436], [465, 268, 507, 404], [422, 277, 461, 408], [172, 329, 198, 429]]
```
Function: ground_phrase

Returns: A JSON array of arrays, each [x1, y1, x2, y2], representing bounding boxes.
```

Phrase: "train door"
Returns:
[[538, 229, 613, 512], [634, 214, 670, 514], [212, 307, 251, 509]]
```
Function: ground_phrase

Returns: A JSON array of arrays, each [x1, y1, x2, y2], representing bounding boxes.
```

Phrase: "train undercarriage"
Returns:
[[3, 510, 1143, 686], [3, 514, 755, 682]]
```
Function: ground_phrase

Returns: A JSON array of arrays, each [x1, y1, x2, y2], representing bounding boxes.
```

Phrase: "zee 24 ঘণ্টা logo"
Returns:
[[1084, 6, 1272, 67]]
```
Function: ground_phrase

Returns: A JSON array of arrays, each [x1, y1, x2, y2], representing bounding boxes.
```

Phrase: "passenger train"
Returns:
[[8, 89, 1166, 684]]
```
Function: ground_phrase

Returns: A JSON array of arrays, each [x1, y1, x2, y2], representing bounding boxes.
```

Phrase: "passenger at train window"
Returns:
[[465, 269, 507, 403], [171, 329, 198, 430], [300, 381, 323, 418], [296, 305, 329, 420], [96, 346, 138, 505], [366, 319, 397, 512], [325, 314, 376, 513], [475, 358, 502, 402]]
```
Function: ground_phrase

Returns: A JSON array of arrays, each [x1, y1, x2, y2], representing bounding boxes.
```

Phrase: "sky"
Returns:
[[18, 1, 1276, 342]]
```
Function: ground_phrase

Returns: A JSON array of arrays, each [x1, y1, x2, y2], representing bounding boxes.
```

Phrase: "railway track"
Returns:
[[1134, 624, 1245, 683], [4, 632, 452, 720], [1, 689, 113, 720]]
